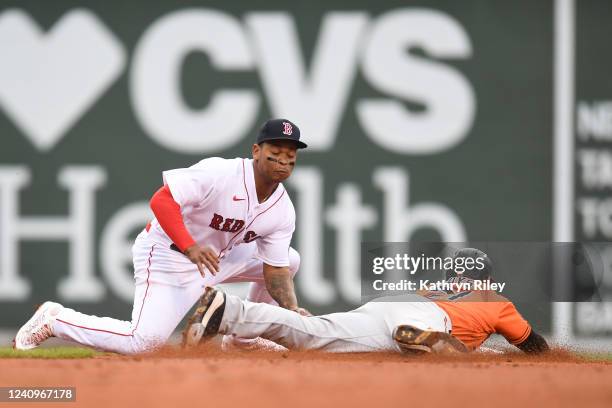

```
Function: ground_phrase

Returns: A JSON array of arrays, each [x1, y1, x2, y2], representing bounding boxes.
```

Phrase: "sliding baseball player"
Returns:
[[184, 248, 549, 354]]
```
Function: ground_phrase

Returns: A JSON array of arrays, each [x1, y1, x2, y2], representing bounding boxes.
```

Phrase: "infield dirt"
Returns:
[[1, 345, 611, 408]]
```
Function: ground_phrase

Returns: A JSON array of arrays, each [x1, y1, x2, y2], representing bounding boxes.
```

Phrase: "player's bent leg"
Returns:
[[52, 271, 206, 354], [185, 288, 395, 352], [227, 295, 391, 352], [181, 288, 291, 352], [50, 242, 208, 354], [52, 308, 147, 354]]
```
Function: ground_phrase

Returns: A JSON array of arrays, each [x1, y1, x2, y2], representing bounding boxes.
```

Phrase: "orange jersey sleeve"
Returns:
[[494, 302, 531, 345]]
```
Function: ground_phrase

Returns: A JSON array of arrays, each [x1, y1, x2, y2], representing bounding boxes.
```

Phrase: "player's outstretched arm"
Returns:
[[263, 264, 311, 316], [515, 330, 550, 354]]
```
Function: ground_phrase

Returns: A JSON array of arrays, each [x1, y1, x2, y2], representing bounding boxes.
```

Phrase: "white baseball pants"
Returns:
[[51, 231, 300, 354], [220, 294, 451, 353]]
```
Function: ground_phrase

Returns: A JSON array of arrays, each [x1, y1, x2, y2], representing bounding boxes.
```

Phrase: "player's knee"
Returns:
[[288, 248, 301, 277], [125, 333, 166, 355]]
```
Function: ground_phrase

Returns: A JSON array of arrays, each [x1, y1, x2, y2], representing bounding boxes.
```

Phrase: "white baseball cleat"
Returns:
[[221, 335, 288, 353], [13, 302, 63, 350]]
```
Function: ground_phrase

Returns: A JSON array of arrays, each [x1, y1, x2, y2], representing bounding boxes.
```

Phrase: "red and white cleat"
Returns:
[[13, 302, 63, 350]]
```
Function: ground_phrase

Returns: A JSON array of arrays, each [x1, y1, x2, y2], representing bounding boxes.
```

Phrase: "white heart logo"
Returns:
[[0, 9, 126, 151]]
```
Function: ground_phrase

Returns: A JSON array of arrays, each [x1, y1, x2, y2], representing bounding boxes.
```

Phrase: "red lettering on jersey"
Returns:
[[209, 213, 223, 230], [244, 230, 260, 243], [209, 213, 245, 233], [221, 218, 235, 232], [229, 220, 245, 233]]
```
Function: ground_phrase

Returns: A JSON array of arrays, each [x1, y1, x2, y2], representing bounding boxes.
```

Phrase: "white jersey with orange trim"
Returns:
[[148, 157, 295, 267]]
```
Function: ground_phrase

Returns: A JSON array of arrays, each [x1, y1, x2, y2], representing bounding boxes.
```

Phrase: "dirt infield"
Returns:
[[1, 345, 611, 408]]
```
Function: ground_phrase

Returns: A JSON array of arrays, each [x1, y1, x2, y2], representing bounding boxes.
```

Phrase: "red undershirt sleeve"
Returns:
[[149, 185, 196, 252]]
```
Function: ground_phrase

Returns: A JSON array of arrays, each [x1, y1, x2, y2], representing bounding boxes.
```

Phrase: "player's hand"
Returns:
[[184, 244, 219, 277], [292, 307, 312, 317]]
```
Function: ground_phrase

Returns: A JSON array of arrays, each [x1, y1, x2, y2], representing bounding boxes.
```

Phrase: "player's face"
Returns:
[[252, 140, 298, 183]]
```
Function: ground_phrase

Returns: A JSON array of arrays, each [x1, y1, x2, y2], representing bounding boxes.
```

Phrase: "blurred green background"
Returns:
[[0, 0, 610, 339]]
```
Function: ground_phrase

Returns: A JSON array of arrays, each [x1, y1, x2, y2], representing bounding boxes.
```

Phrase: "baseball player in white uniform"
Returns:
[[14, 118, 309, 354]]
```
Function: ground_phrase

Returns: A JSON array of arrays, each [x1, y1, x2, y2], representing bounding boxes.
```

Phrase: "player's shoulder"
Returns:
[[259, 183, 295, 229], [191, 157, 244, 174], [487, 291, 512, 303], [477, 291, 521, 318], [462, 290, 512, 304], [278, 183, 296, 217]]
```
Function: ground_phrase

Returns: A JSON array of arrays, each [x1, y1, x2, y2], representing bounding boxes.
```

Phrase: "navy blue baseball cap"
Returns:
[[256, 118, 307, 149]]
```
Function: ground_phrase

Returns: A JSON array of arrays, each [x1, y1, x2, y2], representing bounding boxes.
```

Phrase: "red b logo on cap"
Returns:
[[282, 122, 293, 136]]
